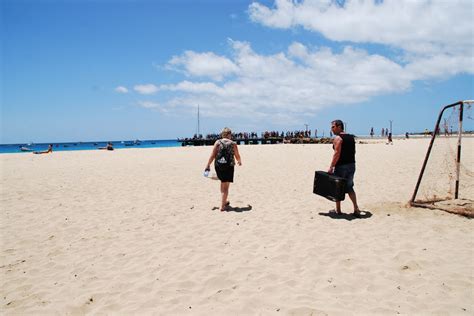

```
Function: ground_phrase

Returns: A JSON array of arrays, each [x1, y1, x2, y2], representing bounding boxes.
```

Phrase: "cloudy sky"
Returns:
[[2, 0, 473, 143]]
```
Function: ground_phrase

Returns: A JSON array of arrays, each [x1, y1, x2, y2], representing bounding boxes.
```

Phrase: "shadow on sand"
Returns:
[[318, 210, 373, 221], [212, 205, 253, 213]]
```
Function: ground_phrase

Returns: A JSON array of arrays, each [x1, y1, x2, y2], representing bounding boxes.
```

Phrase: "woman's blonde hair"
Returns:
[[221, 127, 232, 138]]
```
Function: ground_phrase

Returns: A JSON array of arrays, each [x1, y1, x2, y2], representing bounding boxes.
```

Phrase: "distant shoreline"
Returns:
[[2, 133, 473, 155], [3, 130, 472, 147], [0, 139, 180, 154]]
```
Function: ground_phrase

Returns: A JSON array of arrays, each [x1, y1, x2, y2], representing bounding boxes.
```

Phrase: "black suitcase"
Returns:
[[313, 171, 346, 202]]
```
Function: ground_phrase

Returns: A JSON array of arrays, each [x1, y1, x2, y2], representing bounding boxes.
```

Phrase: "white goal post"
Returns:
[[410, 100, 473, 207]]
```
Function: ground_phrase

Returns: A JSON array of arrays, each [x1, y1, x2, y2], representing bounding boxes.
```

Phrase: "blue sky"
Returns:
[[2, 0, 473, 143]]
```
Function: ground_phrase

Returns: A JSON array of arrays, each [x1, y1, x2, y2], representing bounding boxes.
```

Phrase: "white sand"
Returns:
[[1, 137, 473, 315]]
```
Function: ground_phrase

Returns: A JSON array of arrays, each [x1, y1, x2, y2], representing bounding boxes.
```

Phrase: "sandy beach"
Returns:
[[1, 137, 473, 315]]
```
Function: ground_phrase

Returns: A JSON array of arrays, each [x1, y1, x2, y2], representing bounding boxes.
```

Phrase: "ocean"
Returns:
[[0, 140, 181, 154], [3, 133, 459, 154]]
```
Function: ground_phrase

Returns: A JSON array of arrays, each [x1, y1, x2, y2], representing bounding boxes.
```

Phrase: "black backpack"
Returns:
[[215, 140, 233, 167]]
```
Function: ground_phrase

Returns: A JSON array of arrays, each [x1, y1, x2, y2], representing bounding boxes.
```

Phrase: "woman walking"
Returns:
[[205, 127, 242, 211]]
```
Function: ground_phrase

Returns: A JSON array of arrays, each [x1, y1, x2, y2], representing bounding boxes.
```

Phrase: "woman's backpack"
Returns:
[[215, 140, 233, 167]]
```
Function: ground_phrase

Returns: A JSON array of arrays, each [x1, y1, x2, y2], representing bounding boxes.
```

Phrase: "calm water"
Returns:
[[4, 134, 469, 154], [0, 140, 181, 154]]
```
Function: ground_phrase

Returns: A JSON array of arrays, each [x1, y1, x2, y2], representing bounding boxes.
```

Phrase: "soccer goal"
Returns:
[[409, 100, 474, 217]]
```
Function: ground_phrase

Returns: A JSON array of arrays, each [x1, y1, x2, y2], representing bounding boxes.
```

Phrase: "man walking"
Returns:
[[328, 120, 361, 217]]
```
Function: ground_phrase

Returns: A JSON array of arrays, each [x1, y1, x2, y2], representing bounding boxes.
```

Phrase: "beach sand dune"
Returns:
[[1, 138, 473, 315]]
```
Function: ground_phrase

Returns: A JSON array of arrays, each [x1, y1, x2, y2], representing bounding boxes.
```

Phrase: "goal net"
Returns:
[[410, 100, 474, 217]]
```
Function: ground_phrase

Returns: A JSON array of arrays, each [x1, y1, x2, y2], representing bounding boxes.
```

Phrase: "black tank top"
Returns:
[[336, 134, 355, 166]]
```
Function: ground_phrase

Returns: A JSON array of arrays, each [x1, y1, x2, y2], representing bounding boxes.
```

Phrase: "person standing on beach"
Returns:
[[328, 120, 361, 217], [205, 127, 242, 212]]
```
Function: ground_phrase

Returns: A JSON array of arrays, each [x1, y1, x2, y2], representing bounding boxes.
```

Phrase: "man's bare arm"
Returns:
[[328, 136, 342, 173]]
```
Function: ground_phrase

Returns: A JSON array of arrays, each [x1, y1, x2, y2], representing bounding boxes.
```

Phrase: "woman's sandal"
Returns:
[[353, 210, 362, 218]]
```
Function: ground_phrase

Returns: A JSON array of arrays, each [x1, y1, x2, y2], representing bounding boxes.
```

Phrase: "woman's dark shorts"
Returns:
[[334, 163, 355, 193], [215, 165, 234, 183]]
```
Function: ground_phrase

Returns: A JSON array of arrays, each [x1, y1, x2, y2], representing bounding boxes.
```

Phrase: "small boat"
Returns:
[[20, 146, 32, 152], [134, 139, 141, 145]]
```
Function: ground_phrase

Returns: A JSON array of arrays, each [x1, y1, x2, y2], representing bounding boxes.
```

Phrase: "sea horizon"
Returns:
[[3, 132, 473, 154]]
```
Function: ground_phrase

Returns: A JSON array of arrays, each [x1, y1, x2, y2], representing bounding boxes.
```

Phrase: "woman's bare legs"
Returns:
[[220, 182, 230, 211]]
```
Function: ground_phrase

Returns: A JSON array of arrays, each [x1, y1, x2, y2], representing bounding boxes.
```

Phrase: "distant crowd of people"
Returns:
[[193, 126, 456, 142], [192, 132, 260, 140], [191, 129, 321, 141], [263, 130, 315, 138]]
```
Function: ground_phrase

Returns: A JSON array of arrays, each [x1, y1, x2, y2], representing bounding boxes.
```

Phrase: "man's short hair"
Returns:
[[332, 120, 344, 130]]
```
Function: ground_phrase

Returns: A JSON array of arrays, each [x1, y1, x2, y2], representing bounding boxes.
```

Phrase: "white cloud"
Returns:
[[134, 84, 159, 95], [167, 50, 239, 81], [136, 101, 169, 113], [122, 0, 473, 124], [137, 101, 160, 108], [249, 0, 473, 58], [247, 0, 474, 83], [115, 86, 128, 93], [160, 81, 223, 94], [152, 41, 413, 119]]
